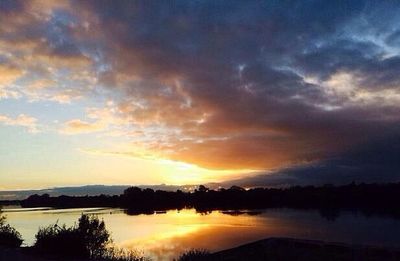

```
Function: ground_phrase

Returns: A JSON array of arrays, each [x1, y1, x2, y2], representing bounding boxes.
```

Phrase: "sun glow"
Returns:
[[154, 159, 251, 185]]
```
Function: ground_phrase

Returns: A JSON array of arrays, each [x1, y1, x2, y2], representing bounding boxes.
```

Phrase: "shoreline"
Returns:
[[210, 238, 400, 261], [2, 238, 400, 261]]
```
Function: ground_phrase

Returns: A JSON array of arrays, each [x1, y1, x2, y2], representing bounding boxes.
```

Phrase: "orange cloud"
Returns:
[[60, 119, 106, 135], [0, 64, 23, 86]]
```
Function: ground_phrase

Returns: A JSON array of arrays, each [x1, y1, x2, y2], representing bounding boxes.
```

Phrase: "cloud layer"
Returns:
[[2, 0, 400, 184], [220, 134, 400, 187], [0, 113, 39, 133]]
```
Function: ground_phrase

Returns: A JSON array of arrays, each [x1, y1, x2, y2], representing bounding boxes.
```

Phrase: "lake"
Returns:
[[3, 207, 400, 260]]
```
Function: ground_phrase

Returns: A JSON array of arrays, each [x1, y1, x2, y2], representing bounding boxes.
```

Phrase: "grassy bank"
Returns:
[[177, 238, 400, 261]]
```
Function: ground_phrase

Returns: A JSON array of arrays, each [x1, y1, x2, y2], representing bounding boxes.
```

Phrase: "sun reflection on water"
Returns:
[[110, 209, 281, 260]]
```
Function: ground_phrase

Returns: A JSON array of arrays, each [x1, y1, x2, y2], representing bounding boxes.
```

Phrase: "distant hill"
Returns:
[[0, 184, 199, 200]]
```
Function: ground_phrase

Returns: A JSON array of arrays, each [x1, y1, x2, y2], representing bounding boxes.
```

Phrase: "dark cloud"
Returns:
[[70, 0, 400, 172], [223, 134, 400, 187], [3, 0, 400, 183], [0, 0, 23, 13]]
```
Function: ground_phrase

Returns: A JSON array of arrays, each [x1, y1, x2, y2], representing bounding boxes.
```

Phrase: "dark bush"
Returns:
[[99, 246, 150, 261], [0, 213, 23, 247], [34, 223, 87, 257], [176, 249, 210, 261], [34, 214, 110, 258]]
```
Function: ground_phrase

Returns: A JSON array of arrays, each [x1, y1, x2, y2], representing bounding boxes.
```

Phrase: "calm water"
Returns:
[[3, 207, 400, 260]]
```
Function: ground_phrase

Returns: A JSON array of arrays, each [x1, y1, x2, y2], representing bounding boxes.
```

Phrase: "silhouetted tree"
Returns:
[[78, 214, 110, 257], [0, 208, 23, 247], [197, 185, 209, 193]]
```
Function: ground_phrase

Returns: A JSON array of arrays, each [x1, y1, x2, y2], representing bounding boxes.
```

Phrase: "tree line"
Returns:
[[20, 182, 400, 218]]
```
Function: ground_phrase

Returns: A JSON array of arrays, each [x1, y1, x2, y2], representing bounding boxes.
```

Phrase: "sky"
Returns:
[[1, 0, 400, 190]]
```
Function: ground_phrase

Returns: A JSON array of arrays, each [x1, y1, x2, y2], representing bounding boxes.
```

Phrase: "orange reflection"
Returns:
[[115, 209, 303, 261]]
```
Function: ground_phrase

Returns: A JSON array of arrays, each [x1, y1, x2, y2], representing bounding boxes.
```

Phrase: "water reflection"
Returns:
[[4, 207, 400, 261]]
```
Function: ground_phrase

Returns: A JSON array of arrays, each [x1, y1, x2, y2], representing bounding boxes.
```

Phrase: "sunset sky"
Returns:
[[1, 1, 400, 190]]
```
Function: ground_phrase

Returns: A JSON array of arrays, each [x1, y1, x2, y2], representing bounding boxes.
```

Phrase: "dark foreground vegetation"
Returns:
[[0, 211, 22, 248], [0, 210, 148, 261], [20, 182, 400, 219], [34, 214, 110, 258]]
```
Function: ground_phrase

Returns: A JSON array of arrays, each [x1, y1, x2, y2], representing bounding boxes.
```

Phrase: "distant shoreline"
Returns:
[[7, 182, 400, 220]]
